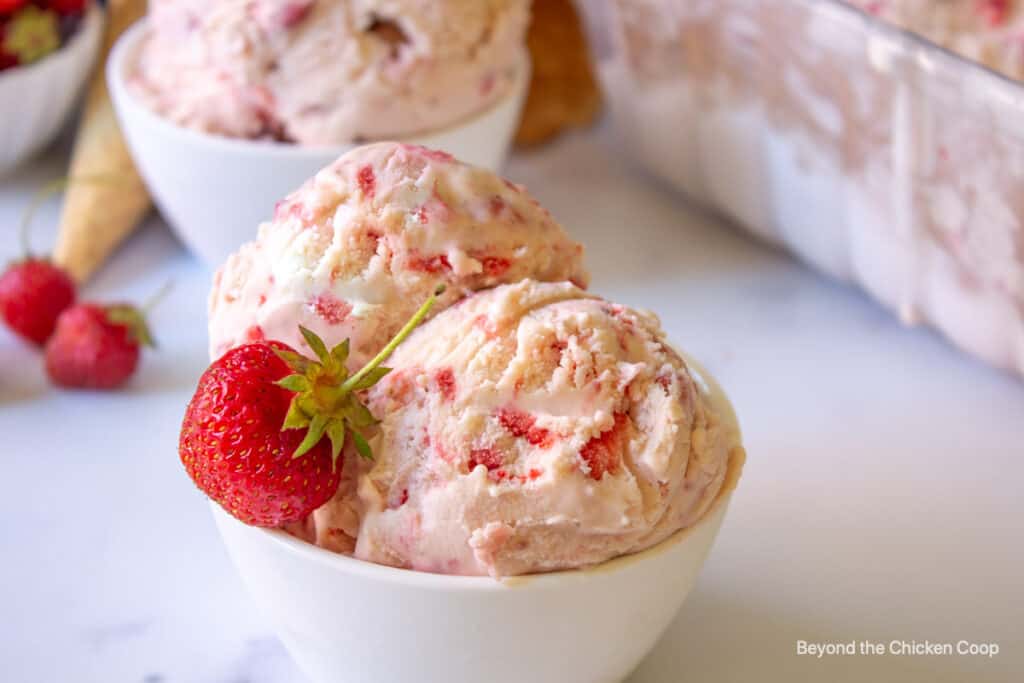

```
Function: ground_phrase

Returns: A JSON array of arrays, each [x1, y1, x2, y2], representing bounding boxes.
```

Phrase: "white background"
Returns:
[[1, 126, 1021, 682]]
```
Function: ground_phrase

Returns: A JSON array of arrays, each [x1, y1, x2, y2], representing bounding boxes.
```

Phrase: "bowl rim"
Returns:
[[0, 2, 103, 83], [820, 0, 1024, 101], [213, 359, 746, 592], [215, 484, 738, 593], [107, 18, 531, 158]]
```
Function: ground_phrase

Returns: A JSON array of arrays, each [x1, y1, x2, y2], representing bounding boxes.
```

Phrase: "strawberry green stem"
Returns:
[[341, 284, 445, 394], [20, 174, 121, 258], [20, 178, 66, 257], [143, 280, 175, 314]]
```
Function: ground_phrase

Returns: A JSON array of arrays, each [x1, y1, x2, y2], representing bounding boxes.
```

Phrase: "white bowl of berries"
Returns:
[[0, 0, 102, 174]]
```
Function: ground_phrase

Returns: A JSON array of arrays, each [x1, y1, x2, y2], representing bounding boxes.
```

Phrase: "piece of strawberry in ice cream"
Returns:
[[208, 142, 589, 366]]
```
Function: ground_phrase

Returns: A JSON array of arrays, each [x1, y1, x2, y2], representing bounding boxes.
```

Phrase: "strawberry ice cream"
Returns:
[[850, 1, 1024, 80], [208, 142, 589, 366], [306, 280, 743, 577], [129, 0, 529, 143]]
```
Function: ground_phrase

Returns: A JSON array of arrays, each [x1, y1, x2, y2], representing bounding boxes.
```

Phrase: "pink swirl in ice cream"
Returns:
[[307, 280, 741, 577], [130, 0, 529, 143], [208, 142, 589, 365]]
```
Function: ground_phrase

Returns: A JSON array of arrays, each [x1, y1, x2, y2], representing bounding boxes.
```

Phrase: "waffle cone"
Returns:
[[54, 0, 149, 282], [515, 0, 603, 147]]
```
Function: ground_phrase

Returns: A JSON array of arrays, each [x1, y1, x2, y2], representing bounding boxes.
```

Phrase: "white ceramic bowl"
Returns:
[[107, 20, 531, 268], [212, 363, 744, 683], [213, 493, 736, 683], [0, 3, 103, 174]]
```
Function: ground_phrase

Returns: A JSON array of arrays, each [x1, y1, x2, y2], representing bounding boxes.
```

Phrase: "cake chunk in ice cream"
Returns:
[[308, 280, 741, 577], [208, 142, 589, 365]]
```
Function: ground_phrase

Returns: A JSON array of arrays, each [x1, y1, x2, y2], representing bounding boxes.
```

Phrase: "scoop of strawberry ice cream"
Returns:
[[208, 142, 589, 365], [130, 0, 529, 143], [306, 280, 742, 577]]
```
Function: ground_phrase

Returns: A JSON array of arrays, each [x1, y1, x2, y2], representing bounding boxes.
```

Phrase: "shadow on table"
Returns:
[[0, 338, 49, 406], [134, 345, 210, 395], [0, 380, 47, 406]]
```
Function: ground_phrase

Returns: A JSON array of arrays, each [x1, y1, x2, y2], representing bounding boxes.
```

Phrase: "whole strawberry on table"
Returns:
[[0, 245, 75, 346], [0, 0, 89, 71], [44, 301, 156, 389], [0, 184, 162, 390]]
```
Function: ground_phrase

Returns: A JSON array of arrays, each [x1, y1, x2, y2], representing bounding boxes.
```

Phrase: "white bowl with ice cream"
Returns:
[[106, 2, 531, 267], [212, 360, 743, 683], [208, 276, 745, 682], [190, 146, 745, 683]]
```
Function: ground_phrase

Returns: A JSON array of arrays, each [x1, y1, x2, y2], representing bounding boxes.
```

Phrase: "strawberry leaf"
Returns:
[[300, 326, 330, 364], [282, 398, 311, 431], [331, 338, 350, 366], [296, 393, 319, 417], [278, 291, 441, 464], [352, 431, 373, 460], [105, 305, 156, 348], [350, 366, 391, 391], [294, 413, 328, 458], [343, 399, 378, 429], [325, 420, 346, 470], [276, 374, 310, 393], [273, 347, 313, 375]]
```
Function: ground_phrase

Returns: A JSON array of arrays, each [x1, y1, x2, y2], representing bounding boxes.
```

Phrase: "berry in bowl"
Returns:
[[107, 0, 533, 266], [0, 0, 102, 172], [178, 143, 746, 683]]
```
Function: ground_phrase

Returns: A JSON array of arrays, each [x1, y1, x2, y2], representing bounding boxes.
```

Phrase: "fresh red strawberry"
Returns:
[[0, 0, 28, 15], [179, 341, 341, 526], [179, 287, 444, 527], [0, 258, 76, 345], [0, 177, 80, 344], [0, 48, 19, 72], [44, 303, 153, 389]]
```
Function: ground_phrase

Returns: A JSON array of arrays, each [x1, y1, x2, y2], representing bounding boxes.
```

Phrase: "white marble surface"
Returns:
[[1, 128, 1022, 683]]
